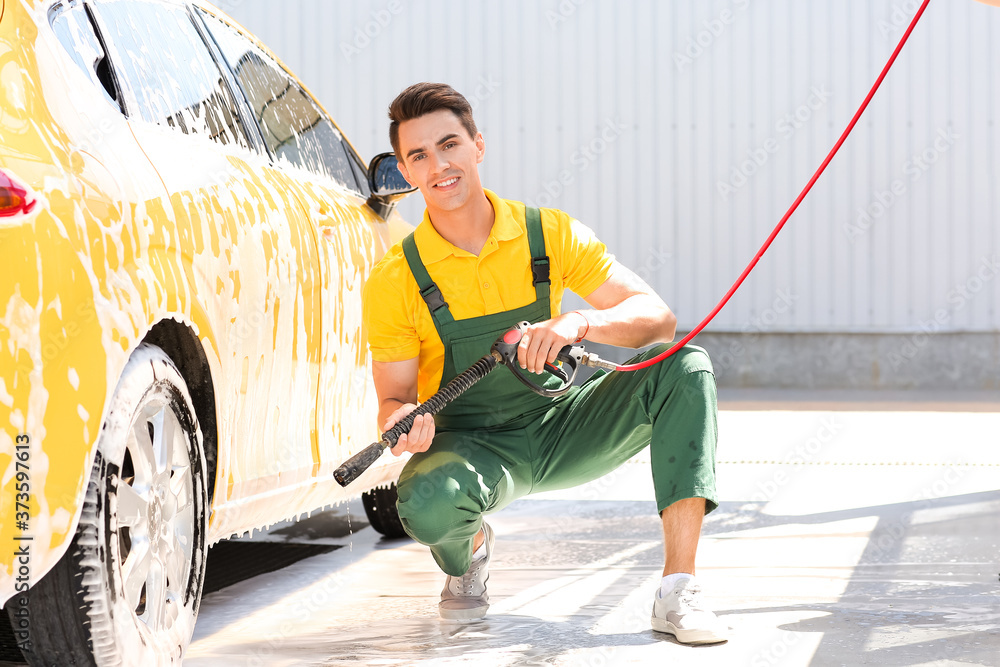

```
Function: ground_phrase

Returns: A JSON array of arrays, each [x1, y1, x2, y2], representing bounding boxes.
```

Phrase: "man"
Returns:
[[361, 82, 727, 645]]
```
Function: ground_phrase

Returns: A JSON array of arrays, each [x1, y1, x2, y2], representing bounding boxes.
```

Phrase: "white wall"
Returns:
[[220, 0, 999, 335]]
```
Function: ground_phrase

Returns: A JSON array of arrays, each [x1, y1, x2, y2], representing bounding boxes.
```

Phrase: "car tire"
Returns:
[[11, 343, 209, 666], [361, 483, 408, 539]]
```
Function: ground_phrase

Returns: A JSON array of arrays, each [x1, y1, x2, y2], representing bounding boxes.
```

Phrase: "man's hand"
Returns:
[[383, 403, 436, 455], [372, 358, 435, 455], [518, 260, 678, 374], [517, 312, 587, 374]]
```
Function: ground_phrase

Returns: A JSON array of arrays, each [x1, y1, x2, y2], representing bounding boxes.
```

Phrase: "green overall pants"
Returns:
[[396, 208, 718, 576]]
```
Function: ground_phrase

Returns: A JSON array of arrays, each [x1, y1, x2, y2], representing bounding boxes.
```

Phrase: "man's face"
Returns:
[[396, 109, 485, 213]]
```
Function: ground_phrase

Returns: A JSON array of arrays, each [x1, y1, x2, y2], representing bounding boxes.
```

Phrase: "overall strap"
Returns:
[[402, 233, 455, 327], [525, 206, 550, 302]]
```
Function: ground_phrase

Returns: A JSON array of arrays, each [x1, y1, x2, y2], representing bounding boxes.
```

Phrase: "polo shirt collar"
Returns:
[[413, 189, 523, 264]]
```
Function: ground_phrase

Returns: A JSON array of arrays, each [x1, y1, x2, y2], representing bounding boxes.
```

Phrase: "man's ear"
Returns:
[[397, 158, 416, 187], [475, 132, 485, 164]]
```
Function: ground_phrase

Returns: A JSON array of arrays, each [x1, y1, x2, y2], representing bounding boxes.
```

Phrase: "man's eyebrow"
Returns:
[[405, 133, 462, 159]]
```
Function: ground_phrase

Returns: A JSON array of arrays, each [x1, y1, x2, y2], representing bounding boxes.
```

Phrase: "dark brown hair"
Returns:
[[388, 82, 478, 160]]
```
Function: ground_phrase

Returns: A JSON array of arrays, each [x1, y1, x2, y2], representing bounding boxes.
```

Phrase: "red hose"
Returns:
[[616, 0, 932, 372]]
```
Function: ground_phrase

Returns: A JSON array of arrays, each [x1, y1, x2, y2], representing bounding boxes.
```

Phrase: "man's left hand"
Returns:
[[517, 312, 586, 374]]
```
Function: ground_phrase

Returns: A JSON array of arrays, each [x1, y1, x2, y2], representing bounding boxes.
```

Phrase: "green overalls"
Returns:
[[395, 208, 719, 576]]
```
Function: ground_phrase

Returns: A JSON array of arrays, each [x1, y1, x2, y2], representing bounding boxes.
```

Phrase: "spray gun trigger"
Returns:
[[544, 361, 569, 383]]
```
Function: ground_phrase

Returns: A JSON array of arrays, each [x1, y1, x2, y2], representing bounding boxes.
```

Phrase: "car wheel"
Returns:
[[11, 343, 209, 666], [361, 483, 408, 539]]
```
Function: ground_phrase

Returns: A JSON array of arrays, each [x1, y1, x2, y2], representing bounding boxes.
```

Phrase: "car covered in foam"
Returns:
[[0, 0, 413, 663]]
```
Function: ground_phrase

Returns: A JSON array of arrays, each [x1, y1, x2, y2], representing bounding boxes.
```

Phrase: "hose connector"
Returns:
[[580, 352, 618, 372]]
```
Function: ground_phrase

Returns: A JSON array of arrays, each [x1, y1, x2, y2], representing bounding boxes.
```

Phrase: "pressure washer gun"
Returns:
[[333, 320, 618, 486]]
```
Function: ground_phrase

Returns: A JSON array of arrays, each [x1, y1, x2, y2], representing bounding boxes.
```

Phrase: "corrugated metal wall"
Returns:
[[221, 0, 998, 335]]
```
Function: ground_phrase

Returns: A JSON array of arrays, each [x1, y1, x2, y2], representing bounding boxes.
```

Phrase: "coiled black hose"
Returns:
[[333, 354, 499, 486]]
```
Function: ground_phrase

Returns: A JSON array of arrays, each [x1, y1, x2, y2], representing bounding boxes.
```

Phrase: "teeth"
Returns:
[[436, 177, 458, 187]]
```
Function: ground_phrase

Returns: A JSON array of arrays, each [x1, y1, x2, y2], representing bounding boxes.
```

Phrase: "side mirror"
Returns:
[[366, 152, 416, 219]]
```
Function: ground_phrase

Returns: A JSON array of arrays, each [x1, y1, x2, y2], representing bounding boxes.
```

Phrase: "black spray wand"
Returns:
[[333, 321, 615, 487]]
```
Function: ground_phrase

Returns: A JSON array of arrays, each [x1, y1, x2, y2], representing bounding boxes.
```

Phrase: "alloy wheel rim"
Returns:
[[114, 394, 196, 632]]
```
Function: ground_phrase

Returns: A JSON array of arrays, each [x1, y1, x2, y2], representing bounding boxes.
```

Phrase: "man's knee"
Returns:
[[670, 345, 715, 375], [396, 460, 484, 542], [642, 345, 715, 391]]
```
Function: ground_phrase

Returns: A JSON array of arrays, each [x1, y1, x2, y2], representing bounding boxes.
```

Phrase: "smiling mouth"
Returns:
[[434, 177, 459, 188]]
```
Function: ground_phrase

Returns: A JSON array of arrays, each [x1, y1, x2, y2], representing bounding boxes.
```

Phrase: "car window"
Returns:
[[49, 3, 122, 111], [198, 11, 362, 192], [347, 151, 370, 197], [89, 0, 251, 151]]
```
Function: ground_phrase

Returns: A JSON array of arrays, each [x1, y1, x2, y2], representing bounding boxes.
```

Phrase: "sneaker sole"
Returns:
[[439, 603, 489, 621], [651, 617, 728, 645]]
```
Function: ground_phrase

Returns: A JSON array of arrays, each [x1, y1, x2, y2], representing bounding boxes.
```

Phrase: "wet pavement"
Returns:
[[4, 392, 997, 666], [183, 390, 1000, 666]]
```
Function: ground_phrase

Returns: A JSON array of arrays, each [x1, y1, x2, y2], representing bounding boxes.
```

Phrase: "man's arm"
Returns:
[[517, 260, 677, 373], [372, 357, 436, 455]]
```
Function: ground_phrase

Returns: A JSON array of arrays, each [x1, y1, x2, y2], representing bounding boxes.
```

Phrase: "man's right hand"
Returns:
[[383, 403, 436, 455]]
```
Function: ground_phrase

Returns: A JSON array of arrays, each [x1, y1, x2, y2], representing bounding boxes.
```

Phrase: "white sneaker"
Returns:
[[651, 577, 728, 644], [439, 522, 495, 621]]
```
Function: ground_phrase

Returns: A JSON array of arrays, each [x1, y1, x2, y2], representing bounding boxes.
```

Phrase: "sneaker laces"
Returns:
[[450, 557, 485, 595], [674, 583, 708, 611]]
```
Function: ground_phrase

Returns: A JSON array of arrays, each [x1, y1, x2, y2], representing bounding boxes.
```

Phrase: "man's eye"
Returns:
[[444, 142, 456, 149], [412, 154, 424, 161]]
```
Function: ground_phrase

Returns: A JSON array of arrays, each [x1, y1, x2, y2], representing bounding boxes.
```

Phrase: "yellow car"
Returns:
[[0, 0, 413, 663]]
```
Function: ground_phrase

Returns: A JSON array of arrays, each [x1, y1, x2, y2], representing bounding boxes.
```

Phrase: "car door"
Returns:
[[86, 0, 323, 513], [196, 9, 391, 490]]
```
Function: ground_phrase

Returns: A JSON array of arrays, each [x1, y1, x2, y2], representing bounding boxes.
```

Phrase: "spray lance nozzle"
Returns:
[[333, 320, 620, 487]]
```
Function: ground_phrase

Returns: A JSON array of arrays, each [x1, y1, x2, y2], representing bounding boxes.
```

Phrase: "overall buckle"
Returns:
[[531, 257, 550, 285], [420, 283, 448, 313]]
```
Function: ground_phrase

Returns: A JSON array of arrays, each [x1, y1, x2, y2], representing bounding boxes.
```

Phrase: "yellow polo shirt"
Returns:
[[362, 189, 614, 401]]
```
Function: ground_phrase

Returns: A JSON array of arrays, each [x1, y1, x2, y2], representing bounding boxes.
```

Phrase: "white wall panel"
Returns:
[[220, 0, 999, 334]]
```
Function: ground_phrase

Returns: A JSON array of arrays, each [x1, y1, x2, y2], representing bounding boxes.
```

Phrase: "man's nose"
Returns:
[[428, 149, 449, 173]]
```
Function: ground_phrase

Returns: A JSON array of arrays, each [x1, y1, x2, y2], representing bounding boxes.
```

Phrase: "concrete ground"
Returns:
[[181, 389, 1000, 666]]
